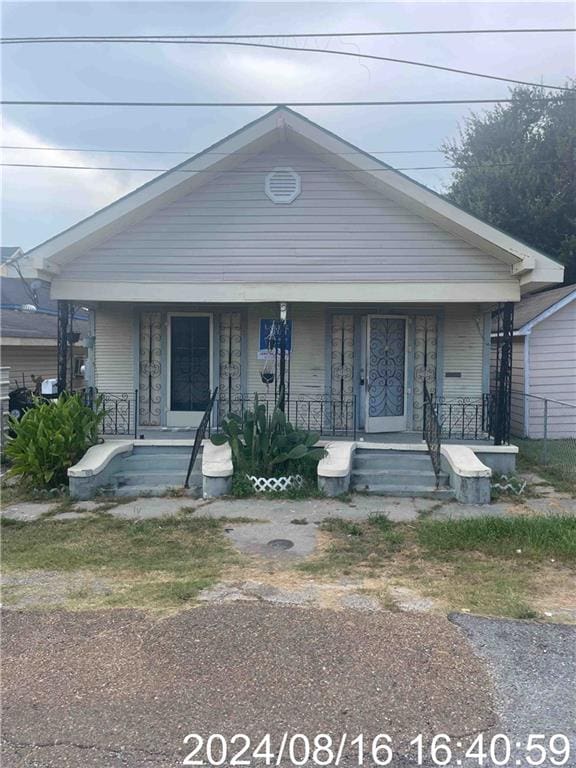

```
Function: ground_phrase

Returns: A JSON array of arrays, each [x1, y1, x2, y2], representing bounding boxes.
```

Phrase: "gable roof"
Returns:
[[514, 283, 576, 333], [19, 106, 563, 291]]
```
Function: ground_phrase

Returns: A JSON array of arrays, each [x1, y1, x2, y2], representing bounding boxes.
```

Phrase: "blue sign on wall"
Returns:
[[258, 319, 292, 359]]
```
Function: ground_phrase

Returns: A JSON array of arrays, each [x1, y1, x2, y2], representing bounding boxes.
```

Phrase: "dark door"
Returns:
[[169, 316, 211, 422]]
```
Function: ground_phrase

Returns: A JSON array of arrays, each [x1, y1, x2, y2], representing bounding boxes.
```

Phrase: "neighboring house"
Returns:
[[15, 107, 564, 444], [497, 285, 576, 439], [1, 267, 88, 391]]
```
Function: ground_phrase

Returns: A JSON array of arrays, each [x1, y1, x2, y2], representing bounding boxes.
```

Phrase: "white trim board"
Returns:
[[51, 280, 521, 303]]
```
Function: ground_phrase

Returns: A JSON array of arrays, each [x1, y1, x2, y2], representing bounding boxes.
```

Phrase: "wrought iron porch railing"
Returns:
[[216, 393, 357, 438], [435, 394, 496, 441], [423, 383, 441, 487], [184, 387, 219, 489], [83, 388, 138, 439]]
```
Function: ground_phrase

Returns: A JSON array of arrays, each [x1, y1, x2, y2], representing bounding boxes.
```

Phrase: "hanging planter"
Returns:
[[247, 474, 304, 493], [260, 371, 274, 385]]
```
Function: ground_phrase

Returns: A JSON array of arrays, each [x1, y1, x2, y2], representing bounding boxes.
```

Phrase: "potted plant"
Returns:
[[211, 393, 326, 493]]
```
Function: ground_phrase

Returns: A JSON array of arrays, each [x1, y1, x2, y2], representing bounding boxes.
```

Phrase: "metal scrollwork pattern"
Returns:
[[219, 312, 242, 415], [368, 318, 405, 418], [413, 316, 438, 431], [139, 312, 162, 426], [331, 315, 355, 397]]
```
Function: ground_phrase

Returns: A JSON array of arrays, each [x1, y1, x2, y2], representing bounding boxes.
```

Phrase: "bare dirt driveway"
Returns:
[[2, 605, 575, 768]]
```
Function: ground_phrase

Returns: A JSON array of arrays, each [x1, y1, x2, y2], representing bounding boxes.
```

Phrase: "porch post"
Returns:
[[493, 301, 514, 445], [278, 302, 287, 411], [57, 300, 71, 394]]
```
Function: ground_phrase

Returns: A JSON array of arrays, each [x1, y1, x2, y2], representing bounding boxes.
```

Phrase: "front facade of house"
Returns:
[[19, 108, 564, 441]]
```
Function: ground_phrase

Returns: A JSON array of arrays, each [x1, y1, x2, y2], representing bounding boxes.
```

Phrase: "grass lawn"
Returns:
[[516, 438, 576, 493], [2, 511, 575, 620], [1, 514, 247, 609], [299, 514, 576, 620]]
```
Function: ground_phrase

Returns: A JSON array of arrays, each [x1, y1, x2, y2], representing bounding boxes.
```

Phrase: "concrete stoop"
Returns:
[[350, 448, 454, 499], [107, 445, 202, 498]]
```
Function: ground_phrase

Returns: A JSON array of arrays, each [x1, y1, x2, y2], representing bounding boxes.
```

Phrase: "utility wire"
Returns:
[[2, 97, 572, 108], [2, 27, 575, 40], [0, 160, 560, 173], [0, 144, 445, 156], [1, 37, 572, 91]]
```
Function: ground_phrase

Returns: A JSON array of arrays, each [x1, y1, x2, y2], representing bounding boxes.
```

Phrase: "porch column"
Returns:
[[493, 302, 514, 445]]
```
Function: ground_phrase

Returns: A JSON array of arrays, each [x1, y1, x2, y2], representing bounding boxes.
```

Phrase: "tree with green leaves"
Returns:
[[443, 84, 576, 283]]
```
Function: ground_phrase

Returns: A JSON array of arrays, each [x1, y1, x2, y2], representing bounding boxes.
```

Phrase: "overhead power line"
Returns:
[[2, 97, 572, 108], [2, 27, 575, 40], [0, 144, 444, 156], [1, 37, 572, 91], [0, 160, 560, 173]]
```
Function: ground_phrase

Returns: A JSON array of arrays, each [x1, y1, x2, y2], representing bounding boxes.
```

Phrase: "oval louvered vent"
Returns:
[[265, 167, 301, 204]]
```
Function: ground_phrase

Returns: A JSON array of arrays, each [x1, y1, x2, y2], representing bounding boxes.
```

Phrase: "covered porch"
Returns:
[[83, 299, 508, 445]]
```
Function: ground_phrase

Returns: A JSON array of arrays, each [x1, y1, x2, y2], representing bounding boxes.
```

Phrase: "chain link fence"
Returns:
[[510, 390, 576, 486]]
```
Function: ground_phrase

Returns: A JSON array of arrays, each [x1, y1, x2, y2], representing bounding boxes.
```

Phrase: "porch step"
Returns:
[[108, 444, 203, 498], [353, 451, 432, 470], [351, 468, 450, 488], [350, 448, 453, 497], [353, 485, 454, 499]]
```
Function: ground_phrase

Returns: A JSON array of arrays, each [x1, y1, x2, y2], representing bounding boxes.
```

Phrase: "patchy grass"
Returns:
[[1, 514, 245, 608], [516, 438, 576, 494], [299, 515, 406, 576], [418, 515, 576, 562], [298, 514, 576, 620]]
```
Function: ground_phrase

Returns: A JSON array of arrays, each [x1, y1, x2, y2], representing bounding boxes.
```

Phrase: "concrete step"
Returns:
[[120, 455, 192, 469], [130, 445, 201, 456], [350, 484, 454, 499], [351, 468, 449, 488], [352, 452, 432, 470], [113, 470, 198, 487]]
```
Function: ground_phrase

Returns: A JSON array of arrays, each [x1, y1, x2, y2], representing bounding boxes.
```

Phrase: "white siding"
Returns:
[[526, 299, 576, 438], [94, 304, 134, 392], [443, 305, 485, 399], [492, 337, 526, 437], [59, 143, 514, 286], [246, 304, 326, 397]]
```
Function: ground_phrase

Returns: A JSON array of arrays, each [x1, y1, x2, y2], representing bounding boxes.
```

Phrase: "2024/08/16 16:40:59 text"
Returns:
[[182, 732, 573, 766]]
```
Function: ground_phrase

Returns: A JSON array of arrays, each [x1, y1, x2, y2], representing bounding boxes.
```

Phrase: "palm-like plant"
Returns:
[[211, 393, 326, 478]]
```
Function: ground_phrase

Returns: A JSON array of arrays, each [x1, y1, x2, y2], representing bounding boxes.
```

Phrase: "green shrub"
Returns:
[[5, 393, 104, 489], [211, 392, 326, 479]]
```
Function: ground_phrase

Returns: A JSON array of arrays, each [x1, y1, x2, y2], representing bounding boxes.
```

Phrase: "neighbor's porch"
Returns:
[[85, 300, 503, 444]]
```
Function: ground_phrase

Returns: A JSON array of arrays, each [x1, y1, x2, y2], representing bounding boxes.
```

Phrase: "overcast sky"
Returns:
[[1, 0, 574, 251]]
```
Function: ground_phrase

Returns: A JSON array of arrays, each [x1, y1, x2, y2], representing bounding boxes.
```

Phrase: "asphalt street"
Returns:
[[1, 606, 574, 767]]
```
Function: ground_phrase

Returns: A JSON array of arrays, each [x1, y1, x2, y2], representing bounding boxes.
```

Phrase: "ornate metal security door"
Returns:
[[139, 312, 162, 426], [366, 316, 408, 432]]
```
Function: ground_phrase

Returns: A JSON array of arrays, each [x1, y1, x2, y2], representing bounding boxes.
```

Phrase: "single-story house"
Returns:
[[13, 107, 565, 499], [500, 284, 575, 439], [1, 255, 88, 392]]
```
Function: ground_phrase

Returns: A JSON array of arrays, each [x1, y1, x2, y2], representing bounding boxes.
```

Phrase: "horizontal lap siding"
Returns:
[[94, 305, 134, 393], [60, 144, 513, 285], [527, 301, 576, 438], [1, 346, 58, 385], [246, 304, 326, 397], [443, 305, 485, 400]]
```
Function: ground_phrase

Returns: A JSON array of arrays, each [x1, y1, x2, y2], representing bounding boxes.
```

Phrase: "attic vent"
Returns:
[[265, 167, 301, 204]]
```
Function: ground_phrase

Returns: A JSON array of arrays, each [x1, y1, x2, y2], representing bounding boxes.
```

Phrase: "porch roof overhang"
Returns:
[[16, 107, 563, 297], [50, 280, 520, 303]]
